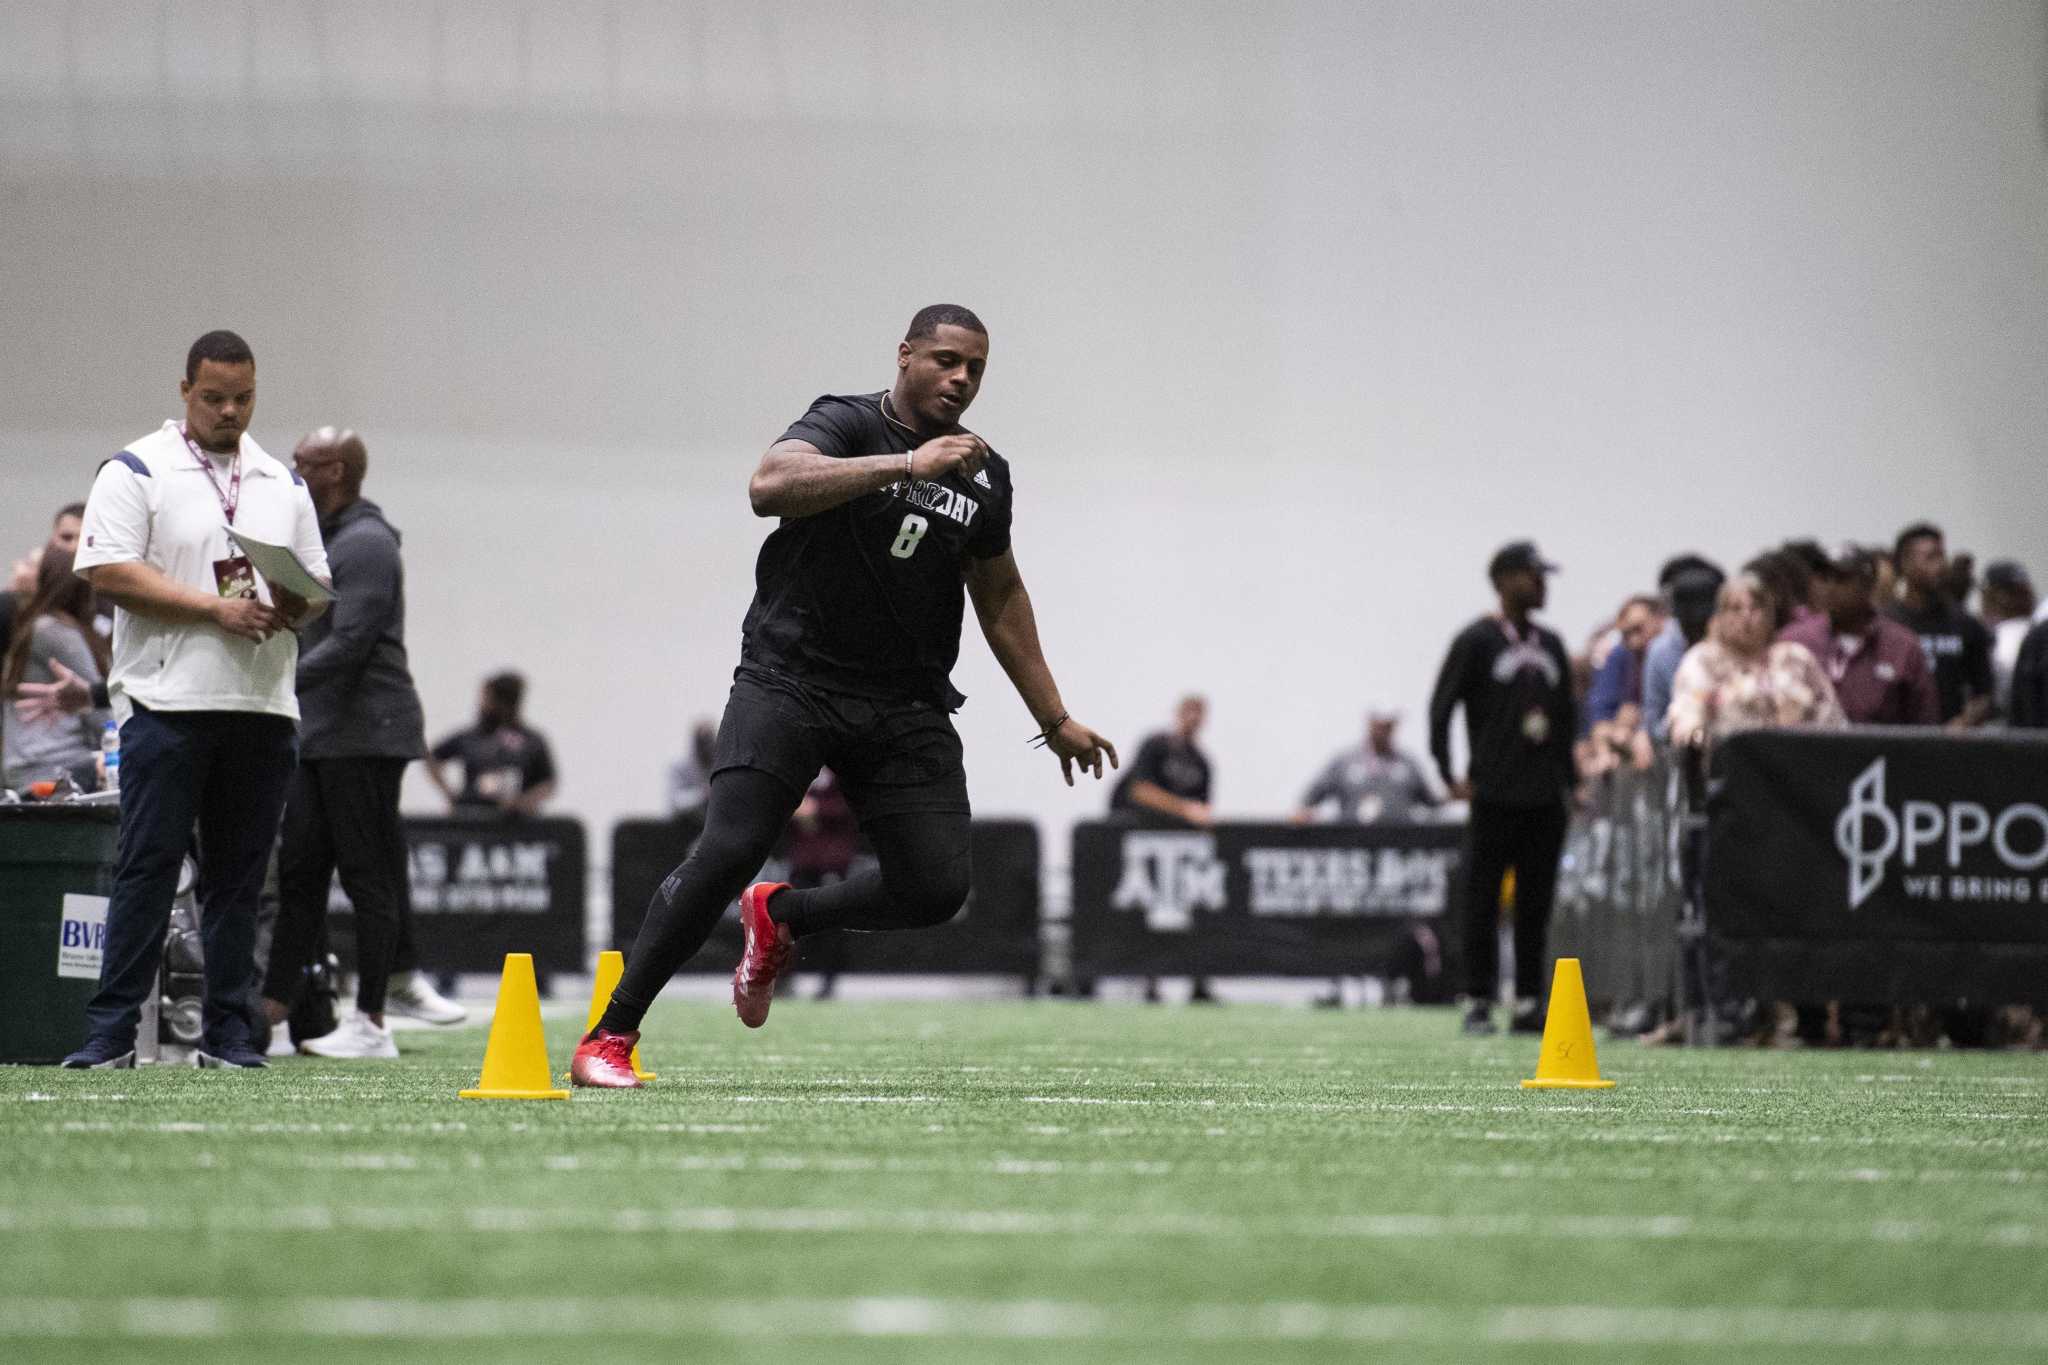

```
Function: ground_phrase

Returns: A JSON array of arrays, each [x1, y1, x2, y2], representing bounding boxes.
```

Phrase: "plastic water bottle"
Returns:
[[101, 721, 121, 794]]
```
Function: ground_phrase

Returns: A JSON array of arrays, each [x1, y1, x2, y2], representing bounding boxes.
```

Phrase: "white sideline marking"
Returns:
[[37, 1105, 2048, 1150], [3, 1297, 2048, 1347], [1, 1204, 2041, 1247], [24, 1141, 2037, 1189], [1441, 1162, 2048, 1187], [730, 1095, 939, 1104]]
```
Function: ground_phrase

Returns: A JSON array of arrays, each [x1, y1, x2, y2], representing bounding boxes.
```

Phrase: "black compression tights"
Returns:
[[600, 767, 971, 1035]]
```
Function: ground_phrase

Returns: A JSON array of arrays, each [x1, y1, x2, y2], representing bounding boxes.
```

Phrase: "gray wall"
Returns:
[[5, 2, 2045, 865]]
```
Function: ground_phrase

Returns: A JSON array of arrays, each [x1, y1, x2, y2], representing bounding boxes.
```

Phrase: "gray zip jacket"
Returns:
[[295, 497, 427, 761]]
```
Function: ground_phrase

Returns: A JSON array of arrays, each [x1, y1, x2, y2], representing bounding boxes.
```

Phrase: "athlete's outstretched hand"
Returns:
[[910, 434, 988, 482], [1047, 718, 1118, 787]]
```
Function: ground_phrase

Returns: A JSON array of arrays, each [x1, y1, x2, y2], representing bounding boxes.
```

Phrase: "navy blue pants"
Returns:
[[1462, 797, 1569, 1003], [83, 705, 298, 1051]]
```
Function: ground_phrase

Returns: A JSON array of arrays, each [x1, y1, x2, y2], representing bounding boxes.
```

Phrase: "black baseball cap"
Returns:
[[1488, 540, 1560, 580], [1667, 565, 1724, 615], [1815, 543, 1881, 582], [1983, 560, 2032, 594]]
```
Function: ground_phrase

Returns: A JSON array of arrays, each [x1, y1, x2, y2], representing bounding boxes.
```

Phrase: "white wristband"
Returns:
[[904, 450, 914, 485]]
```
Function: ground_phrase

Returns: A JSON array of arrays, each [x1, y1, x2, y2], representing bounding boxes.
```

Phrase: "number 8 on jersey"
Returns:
[[890, 513, 929, 559]]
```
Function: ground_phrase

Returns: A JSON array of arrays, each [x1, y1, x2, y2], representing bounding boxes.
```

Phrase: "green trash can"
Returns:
[[0, 804, 119, 1063]]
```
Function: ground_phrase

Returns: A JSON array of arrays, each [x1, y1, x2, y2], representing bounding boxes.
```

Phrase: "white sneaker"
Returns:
[[265, 1031, 299, 1058], [385, 972, 467, 1026], [300, 1013, 399, 1059]]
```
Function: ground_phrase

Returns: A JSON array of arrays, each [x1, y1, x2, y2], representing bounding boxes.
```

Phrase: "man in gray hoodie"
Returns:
[[261, 427, 447, 1057]]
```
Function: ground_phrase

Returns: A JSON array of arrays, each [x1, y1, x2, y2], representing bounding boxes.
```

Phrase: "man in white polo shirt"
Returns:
[[64, 330, 330, 1069]]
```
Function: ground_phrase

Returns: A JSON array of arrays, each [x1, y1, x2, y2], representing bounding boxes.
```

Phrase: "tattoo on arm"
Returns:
[[750, 443, 901, 518]]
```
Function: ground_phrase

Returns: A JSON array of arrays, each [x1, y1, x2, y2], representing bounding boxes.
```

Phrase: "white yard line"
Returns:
[[2, 1296, 2047, 1347], [17, 1142, 2043, 1189], [0, 1203, 2040, 1247], [28, 1100, 2047, 1143]]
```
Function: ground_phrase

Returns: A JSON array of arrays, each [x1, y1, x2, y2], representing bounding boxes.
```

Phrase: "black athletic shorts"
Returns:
[[712, 664, 970, 819]]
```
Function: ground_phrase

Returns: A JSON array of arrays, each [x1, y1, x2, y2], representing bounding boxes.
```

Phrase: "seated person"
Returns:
[[1293, 709, 1439, 824], [2, 548, 112, 793], [426, 671, 557, 818]]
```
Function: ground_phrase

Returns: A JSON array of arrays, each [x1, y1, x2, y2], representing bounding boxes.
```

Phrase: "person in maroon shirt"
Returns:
[[1779, 546, 1938, 725]]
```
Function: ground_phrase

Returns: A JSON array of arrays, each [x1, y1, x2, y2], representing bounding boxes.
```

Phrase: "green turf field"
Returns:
[[4, 1000, 2047, 1363]]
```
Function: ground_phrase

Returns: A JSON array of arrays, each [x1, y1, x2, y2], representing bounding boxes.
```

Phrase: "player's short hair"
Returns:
[[54, 502, 85, 523], [186, 330, 254, 382], [905, 305, 986, 343], [1894, 521, 1943, 564], [484, 671, 526, 714]]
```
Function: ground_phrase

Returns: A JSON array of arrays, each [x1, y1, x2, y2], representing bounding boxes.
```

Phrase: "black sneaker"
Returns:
[[61, 1036, 136, 1069], [198, 1043, 269, 1069], [1462, 1003, 1497, 1036], [1510, 1000, 1546, 1035]]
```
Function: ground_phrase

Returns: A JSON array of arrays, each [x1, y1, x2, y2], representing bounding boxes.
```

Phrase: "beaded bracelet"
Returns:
[[1027, 712, 1070, 748]]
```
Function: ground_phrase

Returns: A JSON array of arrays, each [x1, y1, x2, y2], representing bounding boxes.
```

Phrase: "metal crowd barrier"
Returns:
[[1551, 756, 1686, 1017]]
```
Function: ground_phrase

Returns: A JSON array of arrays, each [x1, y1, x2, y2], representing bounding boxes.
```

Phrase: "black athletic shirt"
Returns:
[[1110, 733, 1213, 813], [1427, 616, 1577, 807], [1884, 598, 1994, 723], [739, 392, 1014, 710]]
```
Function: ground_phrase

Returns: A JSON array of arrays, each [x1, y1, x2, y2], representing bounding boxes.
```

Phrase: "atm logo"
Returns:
[[1111, 832, 1226, 932]]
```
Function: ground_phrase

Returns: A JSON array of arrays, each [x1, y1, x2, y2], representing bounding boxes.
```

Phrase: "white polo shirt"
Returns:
[[74, 421, 330, 725]]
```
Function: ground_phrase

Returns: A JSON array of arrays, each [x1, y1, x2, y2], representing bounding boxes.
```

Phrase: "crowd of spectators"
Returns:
[[1568, 525, 2044, 770], [1560, 526, 2043, 1050]]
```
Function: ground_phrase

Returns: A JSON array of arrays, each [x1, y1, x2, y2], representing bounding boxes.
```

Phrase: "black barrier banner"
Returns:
[[1070, 820, 1463, 976], [609, 818, 1041, 976], [328, 817, 585, 978], [1707, 727, 2048, 1003]]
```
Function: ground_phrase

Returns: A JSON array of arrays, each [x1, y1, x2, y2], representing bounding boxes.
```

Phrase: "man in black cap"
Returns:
[[1782, 546, 1937, 727], [1428, 540, 1577, 1036]]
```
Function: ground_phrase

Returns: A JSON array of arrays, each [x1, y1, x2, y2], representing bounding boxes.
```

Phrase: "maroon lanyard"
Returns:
[[180, 423, 242, 523]]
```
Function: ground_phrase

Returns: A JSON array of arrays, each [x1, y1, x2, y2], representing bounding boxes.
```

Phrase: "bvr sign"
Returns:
[[56, 893, 108, 980]]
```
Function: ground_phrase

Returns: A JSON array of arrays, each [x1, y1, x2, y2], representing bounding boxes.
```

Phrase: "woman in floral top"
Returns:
[[1668, 573, 1846, 749]]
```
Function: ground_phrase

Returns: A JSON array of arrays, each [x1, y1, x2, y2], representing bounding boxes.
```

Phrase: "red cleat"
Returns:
[[569, 1028, 643, 1089], [734, 881, 794, 1029]]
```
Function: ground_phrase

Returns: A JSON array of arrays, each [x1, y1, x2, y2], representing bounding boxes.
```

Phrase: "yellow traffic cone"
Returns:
[[460, 953, 570, 1100], [1521, 957, 1616, 1090], [572, 950, 655, 1082]]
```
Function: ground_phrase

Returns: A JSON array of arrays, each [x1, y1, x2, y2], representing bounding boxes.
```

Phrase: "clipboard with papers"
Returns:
[[225, 529, 335, 604]]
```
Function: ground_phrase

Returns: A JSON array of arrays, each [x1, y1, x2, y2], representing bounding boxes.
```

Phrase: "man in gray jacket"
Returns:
[[260, 427, 446, 1057]]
